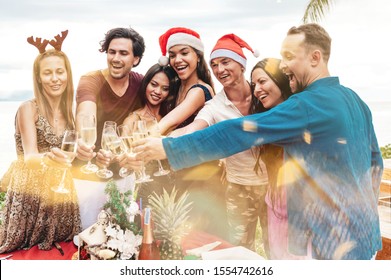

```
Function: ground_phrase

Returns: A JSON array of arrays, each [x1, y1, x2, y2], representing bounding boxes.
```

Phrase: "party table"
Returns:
[[74, 175, 144, 230], [0, 176, 258, 260], [0, 230, 233, 260]]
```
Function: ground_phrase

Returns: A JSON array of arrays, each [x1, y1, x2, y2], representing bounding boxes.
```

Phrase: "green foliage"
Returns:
[[302, 0, 334, 23], [255, 221, 268, 259], [0, 192, 6, 225], [103, 180, 140, 235], [381, 144, 391, 159]]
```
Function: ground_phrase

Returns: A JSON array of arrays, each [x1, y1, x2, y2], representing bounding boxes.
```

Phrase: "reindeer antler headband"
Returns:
[[27, 30, 68, 53]]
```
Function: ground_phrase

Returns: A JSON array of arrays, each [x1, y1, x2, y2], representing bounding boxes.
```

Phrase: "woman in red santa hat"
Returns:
[[155, 27, 225, 236], [156, 27, 215, 135]]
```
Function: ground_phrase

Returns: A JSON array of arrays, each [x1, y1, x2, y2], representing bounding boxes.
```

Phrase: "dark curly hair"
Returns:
[[99, 27, 146, 67]]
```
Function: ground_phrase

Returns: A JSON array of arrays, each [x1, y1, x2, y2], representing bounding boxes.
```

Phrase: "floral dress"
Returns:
[[0, 105, 81, 253]]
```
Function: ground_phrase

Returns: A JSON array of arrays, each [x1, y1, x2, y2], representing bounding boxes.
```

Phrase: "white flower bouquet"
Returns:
[[78, 180, 143, 260]]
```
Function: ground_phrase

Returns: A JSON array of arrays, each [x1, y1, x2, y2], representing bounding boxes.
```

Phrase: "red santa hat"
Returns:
[[158, 27, 204, 66], [210, 34, 259, 69]]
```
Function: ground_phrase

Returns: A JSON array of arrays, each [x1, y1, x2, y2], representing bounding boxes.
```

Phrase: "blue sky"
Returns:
[[0, 0, 390, 103]]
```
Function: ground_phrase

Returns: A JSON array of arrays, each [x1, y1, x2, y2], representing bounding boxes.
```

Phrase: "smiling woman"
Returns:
[[0, 31, 81, 254], [155, 27, 215, 135]]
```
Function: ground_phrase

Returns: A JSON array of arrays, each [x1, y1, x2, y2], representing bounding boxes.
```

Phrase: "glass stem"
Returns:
[[157, 160, 164, 171], [58, 168, 67, 190], [140, 162, 147, 177]]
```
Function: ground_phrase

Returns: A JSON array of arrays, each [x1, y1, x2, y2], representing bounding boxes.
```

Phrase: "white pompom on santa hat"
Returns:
[[158, 27, 204, 66], [209, 34, 259, 69]]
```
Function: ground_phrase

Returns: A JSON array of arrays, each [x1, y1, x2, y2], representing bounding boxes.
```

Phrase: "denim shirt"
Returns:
[[163, 77, 383, 259]]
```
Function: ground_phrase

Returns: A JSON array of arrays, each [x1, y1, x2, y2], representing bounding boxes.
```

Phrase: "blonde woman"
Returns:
[[0, 31, 80, 253]]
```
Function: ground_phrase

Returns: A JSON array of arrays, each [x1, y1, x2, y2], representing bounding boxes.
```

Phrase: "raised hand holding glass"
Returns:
[[117, 124, 135, 178], [51, 129, 78, 193], [133, 120, 153, 183], [95, 121, 117, 179], [147, 118, 170, 176], [80, 114, 99, 174]]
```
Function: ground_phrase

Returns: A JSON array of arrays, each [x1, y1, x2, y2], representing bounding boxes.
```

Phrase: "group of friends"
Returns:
[[0, 22, 384, 260]]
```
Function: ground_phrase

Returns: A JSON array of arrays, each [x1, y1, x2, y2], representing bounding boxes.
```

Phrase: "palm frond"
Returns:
[[302, 0, 334, 23]]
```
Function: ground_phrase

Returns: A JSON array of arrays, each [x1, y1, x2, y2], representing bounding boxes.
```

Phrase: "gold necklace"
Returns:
[[145, 105, 158, 120]]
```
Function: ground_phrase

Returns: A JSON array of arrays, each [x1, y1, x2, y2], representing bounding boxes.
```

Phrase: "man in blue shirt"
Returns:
[[132, 23, 383, 259]]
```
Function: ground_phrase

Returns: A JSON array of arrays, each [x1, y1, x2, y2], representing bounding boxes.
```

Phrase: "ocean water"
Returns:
[[1, 101, 20, 176], [0, 100, 390, 177]]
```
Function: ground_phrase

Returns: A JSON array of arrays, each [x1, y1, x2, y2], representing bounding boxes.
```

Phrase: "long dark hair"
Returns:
[[250, 58, 295, 216], [250, 58, 293, 115], [137, 63, 177, 117], [194, 49, 214, 91], [169, 48, 214, 98]]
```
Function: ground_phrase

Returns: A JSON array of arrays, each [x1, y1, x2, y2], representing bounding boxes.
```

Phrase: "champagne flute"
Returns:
[[147, 119, 170, 176], [133, 120, 153, 183], [80, 115, 99, 174], [103, 121, 117, 130], [95, 121, 117, 179], [117, 124, 135, 178], [51, 129, 78, 193], [105, 127, 125, 161]]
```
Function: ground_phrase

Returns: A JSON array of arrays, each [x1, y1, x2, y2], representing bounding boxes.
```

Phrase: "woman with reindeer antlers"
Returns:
[[0, 30, 81, 253]]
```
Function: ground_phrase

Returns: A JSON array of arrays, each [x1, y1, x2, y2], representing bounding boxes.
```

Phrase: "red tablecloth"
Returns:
[[0, 231, 231, 260], [0, 241, 77, 260]]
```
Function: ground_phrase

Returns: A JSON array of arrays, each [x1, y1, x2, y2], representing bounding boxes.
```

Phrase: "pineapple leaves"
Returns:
[[148, 187, 193, 243]]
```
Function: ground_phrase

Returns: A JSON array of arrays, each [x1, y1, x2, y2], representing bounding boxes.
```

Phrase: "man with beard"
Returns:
[[74, 27, 145, 177], [133, 23, 383, 259]]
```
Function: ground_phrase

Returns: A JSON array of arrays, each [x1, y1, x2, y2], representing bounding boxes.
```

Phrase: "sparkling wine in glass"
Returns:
[[95, 122, 118, 179], [147, 119, 170, 177], [80, 115, 99, 174], [117, 124, 135, 178], [106, 129, 125, 157], [51, 129, 78, 194], [103, 121, 117, 130], [133, 120, 153, 184]]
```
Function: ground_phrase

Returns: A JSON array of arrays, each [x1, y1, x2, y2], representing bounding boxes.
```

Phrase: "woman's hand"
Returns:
[[76, 139, 96, 162], [117, 152, 143, 172], [42, 148, 72, 168], [95, 149, 112, 168], [24, 153, 47, 170], [132, 137, 167, 163]]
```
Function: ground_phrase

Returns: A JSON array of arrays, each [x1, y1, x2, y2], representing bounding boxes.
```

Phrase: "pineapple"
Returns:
[[148, 188, 193, 260]]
